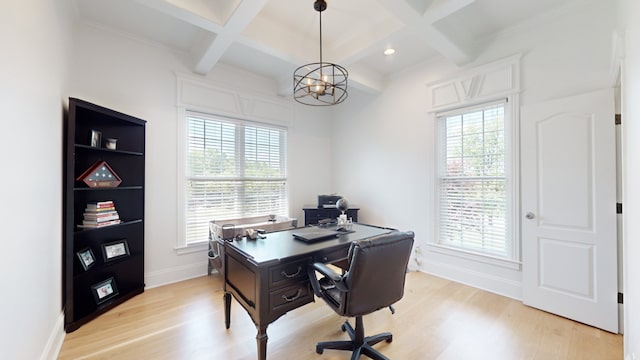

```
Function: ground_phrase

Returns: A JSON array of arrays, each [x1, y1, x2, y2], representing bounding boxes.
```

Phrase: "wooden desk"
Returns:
[[220, 223, 394, 360]]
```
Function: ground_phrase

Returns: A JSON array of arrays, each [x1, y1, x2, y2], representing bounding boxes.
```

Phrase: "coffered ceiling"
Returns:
[[73, 0, 572, 95]]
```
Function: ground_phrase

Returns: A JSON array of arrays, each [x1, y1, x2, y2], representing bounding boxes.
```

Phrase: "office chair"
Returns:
[[308, 231, 414, 360]]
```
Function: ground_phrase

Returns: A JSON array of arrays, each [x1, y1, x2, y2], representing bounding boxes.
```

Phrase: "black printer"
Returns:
[[317, 195, 342, 208]]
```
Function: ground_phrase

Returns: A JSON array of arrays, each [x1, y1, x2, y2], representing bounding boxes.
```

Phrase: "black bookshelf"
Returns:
[[63, 98, 146, 332]]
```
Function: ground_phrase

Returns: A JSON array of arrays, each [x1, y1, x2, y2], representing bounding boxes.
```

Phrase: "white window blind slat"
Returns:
[[184, 113, 288, 244], [437, 102, 509, 257]]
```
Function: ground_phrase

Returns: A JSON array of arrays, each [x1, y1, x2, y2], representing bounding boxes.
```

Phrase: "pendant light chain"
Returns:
[[319, 8, 323, 70]]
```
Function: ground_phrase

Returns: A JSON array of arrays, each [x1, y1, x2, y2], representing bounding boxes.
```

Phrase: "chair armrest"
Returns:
[[312, 262, 342, 283], [308, 262, 348, 298]]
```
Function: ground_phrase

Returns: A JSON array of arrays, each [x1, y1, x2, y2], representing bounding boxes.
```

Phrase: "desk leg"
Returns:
[[256, 325, 268, 360], [224, 292, 231, 329]]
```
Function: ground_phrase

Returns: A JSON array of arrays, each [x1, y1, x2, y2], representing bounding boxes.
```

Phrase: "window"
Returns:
[[436, 100, 513, 259], [182, 112, 288, 245]]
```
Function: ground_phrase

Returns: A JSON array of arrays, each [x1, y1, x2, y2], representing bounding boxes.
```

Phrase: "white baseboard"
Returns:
[[144, 260, 209, 289], [420, 260, 522, 300], [41, 312, 65, 360]]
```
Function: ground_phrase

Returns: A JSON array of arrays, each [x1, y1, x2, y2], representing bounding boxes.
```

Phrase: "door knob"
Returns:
[[525, 212, 535, 219]]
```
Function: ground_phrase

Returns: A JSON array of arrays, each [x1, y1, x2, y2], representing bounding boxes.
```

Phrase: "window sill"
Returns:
[[174, 241, 208, 255], [426, 243, 521, 270]]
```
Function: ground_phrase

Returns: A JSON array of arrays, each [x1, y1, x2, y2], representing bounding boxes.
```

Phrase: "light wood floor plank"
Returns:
[[58, 272, 622, 360]]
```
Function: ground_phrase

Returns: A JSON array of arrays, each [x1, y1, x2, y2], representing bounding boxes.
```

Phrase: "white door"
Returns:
[[521, 88, 618, 333]]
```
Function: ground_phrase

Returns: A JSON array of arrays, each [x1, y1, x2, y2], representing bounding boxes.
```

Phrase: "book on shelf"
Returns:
[[83, 212, 120, 223], [77, 219, 122, 229], [83, 210, 118, 218], [85, 206, 116, 213], [86, 201, 114, 210]]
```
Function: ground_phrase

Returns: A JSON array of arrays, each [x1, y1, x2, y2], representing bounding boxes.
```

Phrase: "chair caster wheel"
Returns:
[[341, 323, 348, 332], [387, 335, 393, 343], [316, 346, 324, 354]]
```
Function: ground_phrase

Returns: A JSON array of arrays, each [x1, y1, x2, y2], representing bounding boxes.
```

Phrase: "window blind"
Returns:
[[185, 113, 287, 244], [437, 102, 508, 257]]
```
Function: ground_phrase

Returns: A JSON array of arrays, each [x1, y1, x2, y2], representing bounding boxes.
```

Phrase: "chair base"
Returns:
[[316, 316, 392, 360]]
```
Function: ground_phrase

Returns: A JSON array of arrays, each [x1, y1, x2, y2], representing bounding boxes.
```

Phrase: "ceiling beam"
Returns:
[[376, 0, 476, 65], [423, 0, 476, 23], [137, 0, 268, 75], [193, 0, 269, 75]]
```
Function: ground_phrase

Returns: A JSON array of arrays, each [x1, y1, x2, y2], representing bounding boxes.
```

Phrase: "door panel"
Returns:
[[539, 238, 593, 298], [521, 88, 618, 333], [537, 113, 593, 229]]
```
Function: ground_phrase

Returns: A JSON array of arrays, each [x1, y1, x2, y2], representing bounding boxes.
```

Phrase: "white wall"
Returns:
[[621, 0, 640, 357], [0, 1, 72, 359], [68, 23, 334, 287], [332, 0, 617, 298]]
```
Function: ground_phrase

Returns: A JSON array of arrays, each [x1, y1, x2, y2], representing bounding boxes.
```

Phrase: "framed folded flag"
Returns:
[[76, 160, 122, 188]]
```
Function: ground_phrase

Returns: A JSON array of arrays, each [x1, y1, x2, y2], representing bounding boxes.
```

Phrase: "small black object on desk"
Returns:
[[303, 205, 359, 226]]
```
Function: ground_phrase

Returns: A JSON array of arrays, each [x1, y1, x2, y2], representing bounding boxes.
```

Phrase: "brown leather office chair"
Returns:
[[308, 231, 414, 360]]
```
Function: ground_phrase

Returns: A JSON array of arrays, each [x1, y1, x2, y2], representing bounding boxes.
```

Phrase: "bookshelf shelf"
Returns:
[[75, 143, 144, 156], [73, 219, 143, 234], [63, 98, 146, 333], [74, 186, 144, 191]]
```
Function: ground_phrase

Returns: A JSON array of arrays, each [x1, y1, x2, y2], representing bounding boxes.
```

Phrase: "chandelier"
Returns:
[[293, 0, 348, 106]]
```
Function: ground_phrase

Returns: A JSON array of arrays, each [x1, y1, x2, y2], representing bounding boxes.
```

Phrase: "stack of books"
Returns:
[[78, 201, 121, 229]]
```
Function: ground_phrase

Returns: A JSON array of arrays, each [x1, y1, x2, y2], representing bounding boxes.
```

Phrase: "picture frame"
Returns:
[[90, 129, 102, 148], [102, 239, 130, 262], [76, 247, 96, 271], [91, 277, 119, 304]]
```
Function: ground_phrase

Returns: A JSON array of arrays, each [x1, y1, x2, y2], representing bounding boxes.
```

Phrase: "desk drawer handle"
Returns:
[[282, 289, 302, 302], [281, 266, 302, 278]]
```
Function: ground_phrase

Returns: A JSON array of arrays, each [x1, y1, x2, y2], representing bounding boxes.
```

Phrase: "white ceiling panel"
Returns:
[[351, 29, 441, 76], [166, 0, 242, 25], [76, 0, 207, 53], [220, 42, 297, 82]]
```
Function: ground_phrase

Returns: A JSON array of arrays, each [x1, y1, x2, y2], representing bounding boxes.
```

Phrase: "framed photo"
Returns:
[[90, 129, 102, 148], [76, 247, 96, 271], [102, 239, 130, 262], [91, 277, 119, 304]]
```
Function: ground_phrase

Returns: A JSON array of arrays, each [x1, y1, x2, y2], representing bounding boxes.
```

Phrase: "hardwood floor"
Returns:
[[58, 272, 622, 360]]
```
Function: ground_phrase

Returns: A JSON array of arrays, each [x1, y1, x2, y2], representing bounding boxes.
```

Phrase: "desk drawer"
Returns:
[[314, 247, 348, 264], [270, 258, 310, 287], [269, 281, 313, 315], [226, 253, 256, 307]]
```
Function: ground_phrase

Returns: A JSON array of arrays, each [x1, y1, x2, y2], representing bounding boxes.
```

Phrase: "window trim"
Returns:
[[432, 96, 520, 266], [175, 107, 289, 251]]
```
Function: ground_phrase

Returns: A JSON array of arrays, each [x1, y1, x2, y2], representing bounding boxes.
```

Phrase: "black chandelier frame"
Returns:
[[293, 0, 348, 106]]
